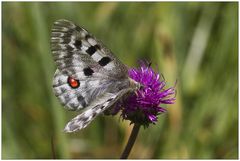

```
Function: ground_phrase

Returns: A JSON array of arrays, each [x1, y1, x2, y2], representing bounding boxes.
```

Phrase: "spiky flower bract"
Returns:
[[117, 63, 176, 127]]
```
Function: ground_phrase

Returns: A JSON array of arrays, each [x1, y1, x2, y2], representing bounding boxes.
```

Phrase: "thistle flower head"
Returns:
[[116, 63, 176, 127]]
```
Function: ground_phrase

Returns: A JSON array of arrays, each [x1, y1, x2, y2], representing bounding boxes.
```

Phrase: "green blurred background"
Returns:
[[2, 2, 238, 159]]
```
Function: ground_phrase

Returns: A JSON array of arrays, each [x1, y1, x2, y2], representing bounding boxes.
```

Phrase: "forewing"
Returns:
[[51, 19, 131, 111], [64, 88, 131, 132], [51, 19, 128, 79]]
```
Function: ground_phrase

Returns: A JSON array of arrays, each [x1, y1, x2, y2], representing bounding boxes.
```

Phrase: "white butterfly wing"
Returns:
[[51, 19, 131, 111], [51, 19, 138, 131]]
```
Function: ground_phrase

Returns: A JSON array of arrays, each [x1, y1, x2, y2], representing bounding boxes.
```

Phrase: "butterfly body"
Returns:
[[51, 19, 140, 132]]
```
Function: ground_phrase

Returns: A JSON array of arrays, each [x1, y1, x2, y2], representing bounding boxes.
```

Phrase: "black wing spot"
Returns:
[[85, 35, 91, 40], [64, 94, 70, 102], [92, 112, 97, 118], [66, 46, 74, 52], [86, 46, 96, 56], [107, 98, 114, 102], [69, 103, 78, 109], [98, 57, 111, 66], [75, 26, 83, 32], [61, 38, 71, 44], [60, 87, 67, 93], [83, 67, 94, 76], [77, 95, 87, 107], [74, 40, 82, 49], [94, 44, 101, 50]]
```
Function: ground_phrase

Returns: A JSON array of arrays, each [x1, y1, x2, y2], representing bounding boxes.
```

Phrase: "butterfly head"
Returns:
[[129, 77, 142, 91]]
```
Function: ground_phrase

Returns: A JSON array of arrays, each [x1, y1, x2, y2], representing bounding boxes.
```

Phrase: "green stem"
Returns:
[[120, 124, 141, 159], [51, 135, 56, 159]]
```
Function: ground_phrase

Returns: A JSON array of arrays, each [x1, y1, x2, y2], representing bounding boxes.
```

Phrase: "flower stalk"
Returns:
[[120, 124, 141, 159], [112, 62, 176, 159]]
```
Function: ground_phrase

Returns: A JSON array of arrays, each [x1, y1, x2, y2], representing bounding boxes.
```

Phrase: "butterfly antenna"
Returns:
[[148, 62, 152, 67], [160, 73, 165, 81], [174, 79, 178, 88]]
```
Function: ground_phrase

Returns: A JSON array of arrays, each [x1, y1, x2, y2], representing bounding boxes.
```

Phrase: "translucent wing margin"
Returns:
[[64, 88, 131, 132]]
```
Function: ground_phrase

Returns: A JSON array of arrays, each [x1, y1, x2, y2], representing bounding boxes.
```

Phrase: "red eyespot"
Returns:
[[67, 77, 80, 88]]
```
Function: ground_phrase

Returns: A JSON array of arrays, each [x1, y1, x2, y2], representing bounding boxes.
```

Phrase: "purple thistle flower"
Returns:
[[116, 63, 176, 127]]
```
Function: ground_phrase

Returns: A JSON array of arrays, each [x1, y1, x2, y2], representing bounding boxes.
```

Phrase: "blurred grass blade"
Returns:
[[29, 3, 70, 158], [182, 4, 219, 91]]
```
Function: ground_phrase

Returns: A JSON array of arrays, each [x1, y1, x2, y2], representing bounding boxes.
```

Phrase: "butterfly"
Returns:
[[51, 19, 141, 132]]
